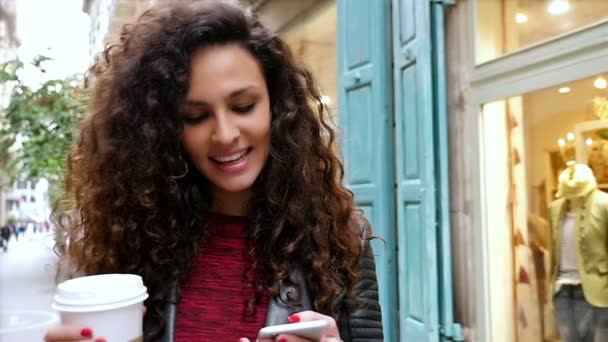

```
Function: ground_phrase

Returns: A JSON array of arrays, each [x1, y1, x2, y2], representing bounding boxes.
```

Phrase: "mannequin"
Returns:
[[549, 163, 608, 342]]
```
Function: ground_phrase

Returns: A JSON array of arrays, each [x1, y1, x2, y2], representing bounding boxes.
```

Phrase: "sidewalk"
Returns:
[[0, 231, 58, 312]]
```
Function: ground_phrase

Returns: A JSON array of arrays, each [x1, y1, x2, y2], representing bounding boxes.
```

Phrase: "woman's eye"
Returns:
[[233, 104, 255, 113], [181, 113, 209, 124]]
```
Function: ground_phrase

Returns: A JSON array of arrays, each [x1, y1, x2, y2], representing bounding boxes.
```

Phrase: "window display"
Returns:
[[481, 72, 608, 341], [549, 163, 608, 342]]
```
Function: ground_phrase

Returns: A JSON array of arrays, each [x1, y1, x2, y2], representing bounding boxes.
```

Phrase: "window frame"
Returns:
[[466, 2, 608, 341]]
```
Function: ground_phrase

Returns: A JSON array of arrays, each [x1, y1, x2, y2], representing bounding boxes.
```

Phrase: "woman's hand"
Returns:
[[44, 325, 106, 342], [45, 304, 143, 341], [240, 310, 341, 342]]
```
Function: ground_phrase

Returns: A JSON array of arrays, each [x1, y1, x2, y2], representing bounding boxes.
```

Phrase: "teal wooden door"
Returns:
[[392, 0, 461, 341], [337, 1, 397, 342], [392, 0, 438, 339]]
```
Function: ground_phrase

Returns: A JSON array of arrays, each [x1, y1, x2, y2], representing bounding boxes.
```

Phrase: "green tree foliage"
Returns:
[[0, 56, 89, 197], [0, 56, 88, 247]]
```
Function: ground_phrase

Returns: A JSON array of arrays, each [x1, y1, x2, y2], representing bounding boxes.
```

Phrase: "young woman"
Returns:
[[44, 1, 382, 341]]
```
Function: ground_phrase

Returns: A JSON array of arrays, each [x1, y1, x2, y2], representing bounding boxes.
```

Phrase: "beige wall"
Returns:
[[281, 1, 337, 114]]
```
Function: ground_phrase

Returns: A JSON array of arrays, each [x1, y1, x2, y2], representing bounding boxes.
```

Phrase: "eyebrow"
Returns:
[[183, 85, 256, 107]]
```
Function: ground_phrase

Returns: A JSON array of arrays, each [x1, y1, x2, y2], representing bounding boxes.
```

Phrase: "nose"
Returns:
[[211, 113, 239, 145]]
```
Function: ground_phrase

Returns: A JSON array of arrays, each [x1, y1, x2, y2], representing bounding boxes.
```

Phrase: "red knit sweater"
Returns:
[[175, 214, 268, 341]]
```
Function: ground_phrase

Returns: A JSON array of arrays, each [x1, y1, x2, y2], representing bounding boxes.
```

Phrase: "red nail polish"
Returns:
[[80, 328, 92, 338], [277, 338, 288, 342], [94, 338, 106, 342], [287, 314, 300, 323]]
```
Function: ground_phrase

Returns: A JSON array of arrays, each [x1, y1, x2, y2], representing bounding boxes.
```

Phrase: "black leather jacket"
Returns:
[[145, 220, 383, 341]]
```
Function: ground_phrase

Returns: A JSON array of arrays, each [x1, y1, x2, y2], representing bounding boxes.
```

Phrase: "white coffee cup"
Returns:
[[52, 274, 148, 342], [0, 310, 59, 341]]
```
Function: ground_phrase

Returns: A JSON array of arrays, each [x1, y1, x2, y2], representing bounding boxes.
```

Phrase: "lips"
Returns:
[[210, 148, 252, 164]]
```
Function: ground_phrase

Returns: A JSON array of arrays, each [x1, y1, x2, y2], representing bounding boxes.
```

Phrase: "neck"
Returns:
[[210, 187, 252, 217], [567, 197, 583, 211]]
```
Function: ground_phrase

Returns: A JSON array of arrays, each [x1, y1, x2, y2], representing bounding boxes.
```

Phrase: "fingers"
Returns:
[[288, 310, 338, 331], [287, 310, 334, 324], [287, 310, 340, 341], [44, 325, 95, 342], [276, 334, 310, 342]]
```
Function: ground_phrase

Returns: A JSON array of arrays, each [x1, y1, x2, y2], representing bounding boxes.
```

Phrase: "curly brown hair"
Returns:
[[54, 0, 362, 337]]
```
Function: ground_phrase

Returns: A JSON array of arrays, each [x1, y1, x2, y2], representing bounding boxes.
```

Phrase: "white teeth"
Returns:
[[213, 150, 248, 163]]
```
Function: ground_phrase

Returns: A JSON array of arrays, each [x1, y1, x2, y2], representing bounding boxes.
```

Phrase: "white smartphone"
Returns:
[[257, 320, 330, 341]]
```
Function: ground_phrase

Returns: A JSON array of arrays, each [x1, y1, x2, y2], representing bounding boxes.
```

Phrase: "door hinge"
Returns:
[[430, 0, 455, 5], [440, 322, 464, 341]]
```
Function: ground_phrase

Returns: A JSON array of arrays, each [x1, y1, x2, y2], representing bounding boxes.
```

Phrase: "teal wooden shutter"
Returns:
[[337, 1, 397, 342], [392, 0, 438, 338], [393, 0, 461, 341]]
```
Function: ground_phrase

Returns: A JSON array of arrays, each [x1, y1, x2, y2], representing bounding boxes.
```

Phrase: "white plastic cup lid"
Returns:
[[53, 274, 148, 312]]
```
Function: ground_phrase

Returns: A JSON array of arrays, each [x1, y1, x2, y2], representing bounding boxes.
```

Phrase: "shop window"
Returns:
[[476, 0, 608, 64], [480, 71, 608, 341], [6, 200, 17, 211], [16, 180, 26, 189]]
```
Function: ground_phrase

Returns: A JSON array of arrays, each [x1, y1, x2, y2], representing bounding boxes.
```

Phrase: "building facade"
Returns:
[[83, 0, 158, 61], [5, 178, 51, 225]]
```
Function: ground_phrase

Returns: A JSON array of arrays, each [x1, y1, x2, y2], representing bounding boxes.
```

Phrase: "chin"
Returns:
[[213, 177, 258, 194]]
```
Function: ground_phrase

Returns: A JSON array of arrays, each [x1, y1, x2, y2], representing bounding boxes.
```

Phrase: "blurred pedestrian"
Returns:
[[0, 225, 11, 252], [10, 223, 18, 242]]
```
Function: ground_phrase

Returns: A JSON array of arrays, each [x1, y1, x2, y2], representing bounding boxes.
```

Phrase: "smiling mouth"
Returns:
[[210, 147, 252, 164]]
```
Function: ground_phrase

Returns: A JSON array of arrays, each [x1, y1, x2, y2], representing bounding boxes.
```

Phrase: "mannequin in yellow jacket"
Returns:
[[549, 163, 608, 342]]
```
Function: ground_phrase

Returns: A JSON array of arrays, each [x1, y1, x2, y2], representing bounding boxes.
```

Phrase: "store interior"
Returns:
[[526, 74, 608, 217], [477, 1, 608, 341]]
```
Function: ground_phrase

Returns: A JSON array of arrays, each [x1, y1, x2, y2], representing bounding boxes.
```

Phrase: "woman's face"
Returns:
[[180, 44, 271, 202]]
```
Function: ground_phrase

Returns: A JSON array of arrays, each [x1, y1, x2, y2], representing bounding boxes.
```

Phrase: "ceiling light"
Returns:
[[594, 77, 607, 89], [548, 0, 569, 15], [586, 138, 593, 146], [515, 13, 528, 23], [567, 132, 575, 141], [558, 138, 566, 147], [558, 87, 571, 93]]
